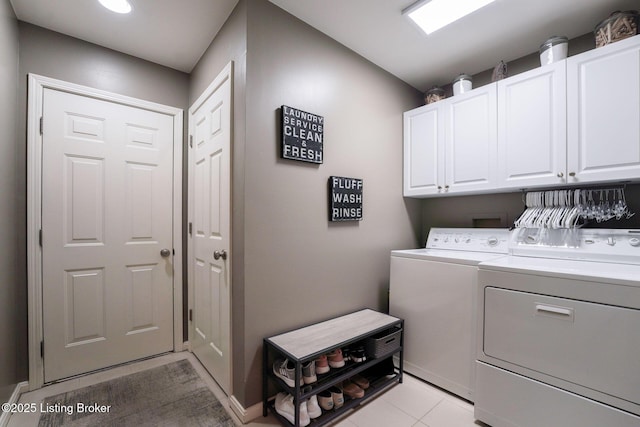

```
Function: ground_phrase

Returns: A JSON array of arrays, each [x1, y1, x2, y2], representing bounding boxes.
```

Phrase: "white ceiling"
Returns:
[[10, 0, 639, 90], [9, 0, 239, 73]]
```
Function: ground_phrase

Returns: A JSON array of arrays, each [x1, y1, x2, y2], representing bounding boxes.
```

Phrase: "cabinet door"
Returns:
[[497, 62, 567, 189], [444, 84, 497, 194], [403, 104, 444, 196], [567, 35, 640, 184]]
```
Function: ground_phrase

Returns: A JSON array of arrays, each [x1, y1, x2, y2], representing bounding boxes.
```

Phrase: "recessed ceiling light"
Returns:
[[404, 0, 496, 35], [98, 0, 132, 14]]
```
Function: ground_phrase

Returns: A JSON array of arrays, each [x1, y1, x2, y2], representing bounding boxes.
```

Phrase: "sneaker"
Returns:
[[302, 360, 317, 384], [350, 373, 369, 390], [330, 386, 344, 409], [306, 395, 322, 419], [327, 348, 345, 368], [317, 390, 334, 411], [342, 346, 351, 362], [315, 354, 330, 374], [273, 359, 303, 388], [342, 381, 365, 399], [350, 347, 367, 363], [275, 392, 310, 426]]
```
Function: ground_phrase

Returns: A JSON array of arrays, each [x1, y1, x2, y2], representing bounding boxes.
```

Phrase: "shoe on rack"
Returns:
[[350, 347, 367, 363], [315, 354, 330, 374], [342, 381, 365, 399], [273, 359, 304, 388], [306, 394, 322, 419], [317, 390, 334, 411], [342, 346, 351, 362], [275, 392, 310, 427], [330, 386, 344, 409], [302, 360, 317, 384], [350, 373, 369, 390], [327, 348, 345, 368]]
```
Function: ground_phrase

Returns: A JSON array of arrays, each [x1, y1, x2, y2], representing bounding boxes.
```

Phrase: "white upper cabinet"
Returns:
[[567, 35, 640, 184], [403, 35, 640, 198], [497, 61, 567, 189], [445, 84, 498, 193], [403, 84, 497, 197], [403, 103, 443, 196]]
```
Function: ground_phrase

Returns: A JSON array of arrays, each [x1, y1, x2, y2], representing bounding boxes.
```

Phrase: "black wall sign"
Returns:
[[329, 176, 363, 221], [281, 105, 324, 164]]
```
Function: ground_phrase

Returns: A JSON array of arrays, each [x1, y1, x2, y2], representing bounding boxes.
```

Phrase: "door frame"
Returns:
[[187, 61, 233, 394], [26, 74, 184, 390]]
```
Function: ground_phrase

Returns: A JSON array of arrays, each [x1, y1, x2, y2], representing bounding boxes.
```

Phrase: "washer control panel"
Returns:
[[511, 228, 640, 264], [426, 228, 510, 253]]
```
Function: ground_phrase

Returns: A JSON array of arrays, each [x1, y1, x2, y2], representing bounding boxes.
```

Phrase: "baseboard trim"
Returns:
[[0, 381, 29, 427], [229, 395, 263, 424]]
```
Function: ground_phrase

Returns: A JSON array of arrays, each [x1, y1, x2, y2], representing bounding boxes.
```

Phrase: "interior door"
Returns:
[[189, 64, 232, 394], [41, 88, 175, 382]]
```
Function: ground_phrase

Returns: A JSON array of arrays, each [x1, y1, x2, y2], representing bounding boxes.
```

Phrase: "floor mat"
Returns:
[[37, 359, 235, 426]]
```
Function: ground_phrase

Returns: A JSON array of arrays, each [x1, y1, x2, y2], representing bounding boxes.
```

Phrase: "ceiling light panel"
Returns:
[[406, 0, 496, 35], [98, 0, 132, 14]]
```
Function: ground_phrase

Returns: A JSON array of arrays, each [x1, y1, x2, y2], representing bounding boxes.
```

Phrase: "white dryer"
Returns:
[[475, 228, 640, 427], [389, 228, 509, 402]]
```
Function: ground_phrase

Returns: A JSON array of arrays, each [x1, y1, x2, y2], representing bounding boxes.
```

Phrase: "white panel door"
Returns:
[[41, 88, 174, 382], [403, 104, 444, 196], [189, 64, 232, 394], [497, 62, 567, 189], [445, 83, 497, 194], [567, 35, 640, 183]]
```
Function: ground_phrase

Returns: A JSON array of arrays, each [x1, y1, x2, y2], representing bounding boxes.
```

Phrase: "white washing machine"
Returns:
[[475, 228, 640, 427], [389, 228, 509, 401]]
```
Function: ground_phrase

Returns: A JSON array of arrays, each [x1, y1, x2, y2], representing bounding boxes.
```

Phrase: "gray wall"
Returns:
[[15, 22, 190, 381], [240, 0, 422, 406], [190, 0, 423, 407], [0, 0, 20, 404]]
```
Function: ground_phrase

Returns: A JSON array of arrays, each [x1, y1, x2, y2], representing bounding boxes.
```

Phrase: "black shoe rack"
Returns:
[[262, 309, 404, 427]]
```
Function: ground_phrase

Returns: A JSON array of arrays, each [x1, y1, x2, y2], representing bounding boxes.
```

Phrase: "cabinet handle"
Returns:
[[557, 172, 564, 178], [437, 186, 442, 190], [445, 185, 450, 190], [569, 172, 576, 177], [535, 303, 574, 321]]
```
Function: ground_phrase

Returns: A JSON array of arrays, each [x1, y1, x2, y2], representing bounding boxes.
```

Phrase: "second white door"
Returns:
[[189, 63, 233, 394]]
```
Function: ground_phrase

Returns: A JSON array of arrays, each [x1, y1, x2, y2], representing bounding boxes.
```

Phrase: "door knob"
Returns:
[[214, 250, 228, 260], [160, 248, 171, 258]]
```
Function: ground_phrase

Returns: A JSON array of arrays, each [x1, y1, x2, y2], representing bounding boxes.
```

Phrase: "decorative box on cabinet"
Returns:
[[403, 84, 497, 198], [567, 34, 640, 184], [262, 309, 404, 427]]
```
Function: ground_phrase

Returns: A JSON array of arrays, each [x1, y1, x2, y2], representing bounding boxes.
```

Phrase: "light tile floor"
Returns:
[[8, 352, 487, 427], [317, 374, 488, 427]]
